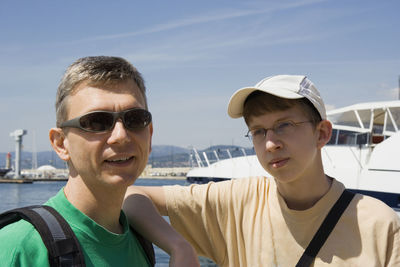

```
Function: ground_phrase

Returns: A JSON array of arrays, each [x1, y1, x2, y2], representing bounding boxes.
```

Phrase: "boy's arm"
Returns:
[[125, 186, 168, 215], [123, 186, 199, 267]]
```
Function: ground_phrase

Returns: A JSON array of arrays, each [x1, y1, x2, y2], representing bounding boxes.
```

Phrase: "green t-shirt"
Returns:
[[0, 189, 151, 267]]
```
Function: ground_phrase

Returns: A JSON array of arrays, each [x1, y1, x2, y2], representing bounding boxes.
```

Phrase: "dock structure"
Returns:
[[1, 166, 189, 181], [21, 167, 68, 180], [140, 166, 191, 179], [0, 178, 33, 184]]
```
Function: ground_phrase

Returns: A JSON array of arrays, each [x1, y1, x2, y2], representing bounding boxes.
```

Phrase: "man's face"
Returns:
[[61, 80, 152, 189], [247, 105, 320, 186]]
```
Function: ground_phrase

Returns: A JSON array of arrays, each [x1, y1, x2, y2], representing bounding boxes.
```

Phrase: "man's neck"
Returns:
[[64, 178, 126, 234]]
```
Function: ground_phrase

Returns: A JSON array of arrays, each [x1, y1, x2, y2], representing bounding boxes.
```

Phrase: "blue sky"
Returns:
[[1, 0, 399, 153]]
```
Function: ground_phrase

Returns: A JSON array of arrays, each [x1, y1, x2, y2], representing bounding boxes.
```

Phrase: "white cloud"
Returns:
[[57, 0, 328, 45]]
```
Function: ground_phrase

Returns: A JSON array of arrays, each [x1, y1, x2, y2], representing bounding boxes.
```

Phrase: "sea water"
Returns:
[[0, 179, 217, 267]]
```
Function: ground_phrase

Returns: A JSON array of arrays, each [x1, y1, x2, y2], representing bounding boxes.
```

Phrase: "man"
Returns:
[[0, 56, 198, 266], [124, 75, 400, 266]]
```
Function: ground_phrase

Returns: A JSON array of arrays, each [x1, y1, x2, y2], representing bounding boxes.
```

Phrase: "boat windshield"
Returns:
[[327, 129, 369, 145], [327, 101, 400, 145]]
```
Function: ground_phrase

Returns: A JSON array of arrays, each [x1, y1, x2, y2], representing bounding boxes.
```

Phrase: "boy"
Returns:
[[124, 75, 400, 266]]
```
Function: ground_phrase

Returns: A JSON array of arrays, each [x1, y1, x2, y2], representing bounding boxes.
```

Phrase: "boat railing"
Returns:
[[190, 147, 253, 168]]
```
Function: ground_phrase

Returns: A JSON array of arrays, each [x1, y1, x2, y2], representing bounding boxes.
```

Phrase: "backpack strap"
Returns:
[[0, 205, 85, 267], [130, 226, 156, 267], [296, 189, 355, 267]]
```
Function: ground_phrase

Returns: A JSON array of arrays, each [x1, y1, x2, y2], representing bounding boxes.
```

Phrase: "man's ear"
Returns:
[[316, 120, 332, 149], [148, 123, 153, 154], [49, 128, 70, 162]]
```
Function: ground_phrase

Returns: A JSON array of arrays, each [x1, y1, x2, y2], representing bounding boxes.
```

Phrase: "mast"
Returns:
[[10, 129, 27, 178]]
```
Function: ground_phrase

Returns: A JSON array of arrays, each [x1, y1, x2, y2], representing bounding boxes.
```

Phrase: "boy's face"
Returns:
[[246, 104, 323, 185]]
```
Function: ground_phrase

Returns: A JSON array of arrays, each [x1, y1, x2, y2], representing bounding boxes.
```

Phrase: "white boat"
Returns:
[[187, 100, 400, 214]]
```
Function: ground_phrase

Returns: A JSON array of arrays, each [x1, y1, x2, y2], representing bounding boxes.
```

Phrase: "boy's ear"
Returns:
[[316, 120, 333, 149], [49, 128, 70, 162]]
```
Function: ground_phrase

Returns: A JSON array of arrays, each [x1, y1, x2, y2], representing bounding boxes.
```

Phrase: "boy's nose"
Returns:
[[265, 131, 282, 152]]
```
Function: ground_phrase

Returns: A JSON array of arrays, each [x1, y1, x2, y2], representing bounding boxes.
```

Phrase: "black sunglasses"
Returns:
[[60, 108, 152, 132]]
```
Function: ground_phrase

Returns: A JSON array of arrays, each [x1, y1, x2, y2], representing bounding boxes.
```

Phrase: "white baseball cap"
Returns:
[[227, 75, 326, 120]]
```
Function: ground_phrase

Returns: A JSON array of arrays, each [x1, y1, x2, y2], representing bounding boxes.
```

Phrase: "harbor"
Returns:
[[0, 178, 33, 184], [0, 165, 191, 183], [0, 127, 192, 182]]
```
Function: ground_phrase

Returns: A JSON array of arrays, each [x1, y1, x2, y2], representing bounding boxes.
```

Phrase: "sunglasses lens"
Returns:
[[79, 112, 114, 132], [124, 109, 152, 129]]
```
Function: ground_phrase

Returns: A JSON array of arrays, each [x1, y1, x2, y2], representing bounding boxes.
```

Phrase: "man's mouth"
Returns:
[[105, 156, 135, 164]]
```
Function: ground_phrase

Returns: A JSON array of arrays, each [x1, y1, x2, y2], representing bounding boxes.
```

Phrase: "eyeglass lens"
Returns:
[[124, 109, 151, 129], [80, 112, 112, 132], [79, 109, 150, 132]]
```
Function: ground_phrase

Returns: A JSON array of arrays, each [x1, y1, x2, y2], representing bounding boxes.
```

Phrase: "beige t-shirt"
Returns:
[[165, 177, 400, 267]]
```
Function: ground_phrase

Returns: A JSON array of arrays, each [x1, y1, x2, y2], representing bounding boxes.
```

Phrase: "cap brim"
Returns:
[[227, 86, 303, 118]]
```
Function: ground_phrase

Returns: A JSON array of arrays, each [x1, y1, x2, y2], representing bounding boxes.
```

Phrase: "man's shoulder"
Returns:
[[0, 218, 35, 238], [0, 193, 63, 266], [0, 218, 48, 265]]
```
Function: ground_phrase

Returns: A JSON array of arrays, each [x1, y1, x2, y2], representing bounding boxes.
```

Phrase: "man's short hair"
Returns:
[[243, 91, 322, 127], [55, 56, 147, 127]]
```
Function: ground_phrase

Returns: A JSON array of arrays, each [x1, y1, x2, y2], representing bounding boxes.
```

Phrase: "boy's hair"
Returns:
[[55, 56, 147, 127], [243, 91, 322, 126]]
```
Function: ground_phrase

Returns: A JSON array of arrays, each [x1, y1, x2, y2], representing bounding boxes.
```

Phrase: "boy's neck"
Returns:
[[276, 174, 333, 211]]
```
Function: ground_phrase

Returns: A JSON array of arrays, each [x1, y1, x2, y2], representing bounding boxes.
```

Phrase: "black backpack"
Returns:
[[0, 205, 155, 267]]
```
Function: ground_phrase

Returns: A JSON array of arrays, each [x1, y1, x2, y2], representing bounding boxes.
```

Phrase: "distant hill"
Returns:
[[150, 145, 190, 157], [0, 145, 253, 169]]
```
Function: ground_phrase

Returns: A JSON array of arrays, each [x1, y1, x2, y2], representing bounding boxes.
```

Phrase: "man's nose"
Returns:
[[107, 119, 131, 144]]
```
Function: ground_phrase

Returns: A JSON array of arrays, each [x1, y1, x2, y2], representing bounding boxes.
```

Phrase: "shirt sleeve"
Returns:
[[0, 220, 49, 267], [164, 181, 233, 265], [386, 216, 400, 266], [164, 178, 263, 266]]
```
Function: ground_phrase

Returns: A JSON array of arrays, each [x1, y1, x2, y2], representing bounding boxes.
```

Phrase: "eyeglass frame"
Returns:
[[245, 120, 313, 143], [60, 108, 152, 133]]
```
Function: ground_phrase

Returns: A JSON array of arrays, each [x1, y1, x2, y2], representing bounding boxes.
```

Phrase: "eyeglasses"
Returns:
[[245, 120, 312, 143], [60, 108, 152, 132]]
